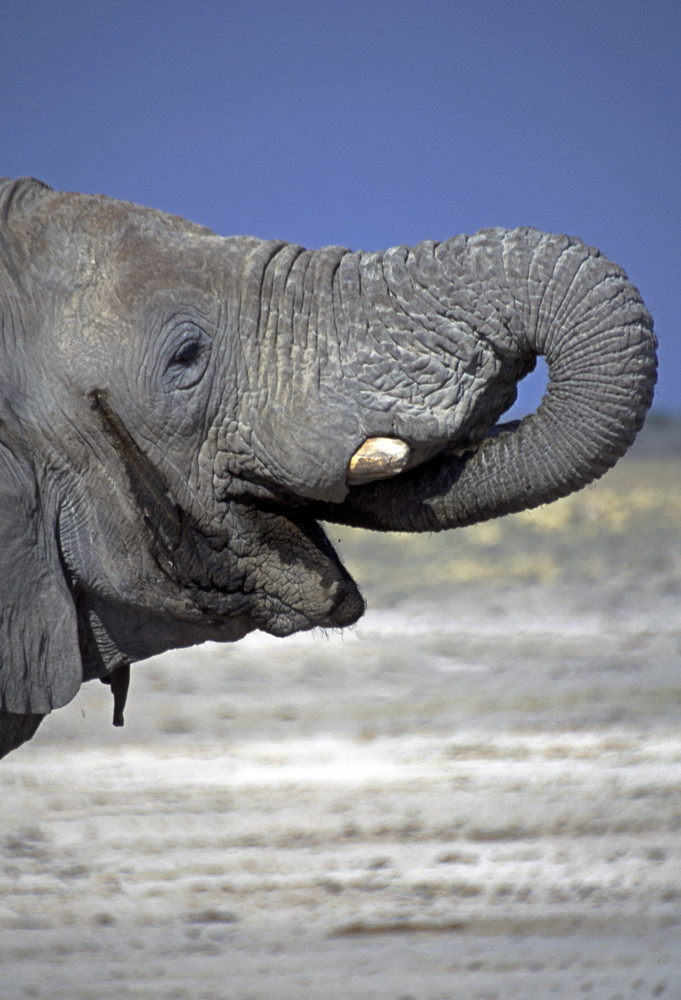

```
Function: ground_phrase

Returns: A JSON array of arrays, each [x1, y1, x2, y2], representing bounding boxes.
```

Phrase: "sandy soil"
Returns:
[[1, 455, 680, 999]]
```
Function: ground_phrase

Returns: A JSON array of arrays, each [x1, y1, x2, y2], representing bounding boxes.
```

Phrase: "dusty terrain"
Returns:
[[1, 427, 680, 999]]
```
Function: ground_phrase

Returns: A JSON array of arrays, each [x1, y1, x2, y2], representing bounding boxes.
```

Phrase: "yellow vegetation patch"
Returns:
[[513, 480, 681, 534], [403, 553, 560, 585]]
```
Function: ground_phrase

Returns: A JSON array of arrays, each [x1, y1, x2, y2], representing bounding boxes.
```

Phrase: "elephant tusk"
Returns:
[[347, 437, 411, 485]]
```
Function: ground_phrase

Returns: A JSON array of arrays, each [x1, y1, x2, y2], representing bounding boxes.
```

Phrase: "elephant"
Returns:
[[0, 177, 657, 759]]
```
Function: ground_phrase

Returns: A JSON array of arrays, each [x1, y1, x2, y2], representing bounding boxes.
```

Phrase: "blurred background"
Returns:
[[2, 0, 679, 416], [2, 3, 680, 997]]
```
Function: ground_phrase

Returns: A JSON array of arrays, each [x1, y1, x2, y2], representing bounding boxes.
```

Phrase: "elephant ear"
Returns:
[[0, 441, 82, 714]]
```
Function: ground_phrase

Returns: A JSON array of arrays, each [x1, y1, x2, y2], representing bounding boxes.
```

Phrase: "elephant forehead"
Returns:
[[108, 236, 222, 306]]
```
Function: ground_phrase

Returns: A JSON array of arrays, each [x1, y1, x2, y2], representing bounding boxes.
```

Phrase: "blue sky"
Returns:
[[2, 0, 679, 414]]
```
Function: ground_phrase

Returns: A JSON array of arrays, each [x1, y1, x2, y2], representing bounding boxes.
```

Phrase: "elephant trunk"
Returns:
[[312, 228, 657, 530]]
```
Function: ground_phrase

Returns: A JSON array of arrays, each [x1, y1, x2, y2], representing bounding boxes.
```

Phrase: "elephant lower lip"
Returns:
[[258, 575, 365, 637], [219, 498, 365, 634], [324, 577, 365, 628]]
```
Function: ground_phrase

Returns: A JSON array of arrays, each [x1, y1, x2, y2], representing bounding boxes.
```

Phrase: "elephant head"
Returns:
[[0, 178, 656, 757]]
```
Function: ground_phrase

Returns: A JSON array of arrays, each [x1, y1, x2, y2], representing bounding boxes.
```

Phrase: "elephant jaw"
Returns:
[[84, 389, 365, 641]]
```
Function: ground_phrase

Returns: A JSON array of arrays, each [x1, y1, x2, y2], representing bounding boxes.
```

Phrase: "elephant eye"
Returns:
[[172, 340, 201, 368], [164, 325, 212, 390]]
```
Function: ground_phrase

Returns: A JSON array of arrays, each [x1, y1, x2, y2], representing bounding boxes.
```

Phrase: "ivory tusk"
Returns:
[[347, 437, 411, 484]]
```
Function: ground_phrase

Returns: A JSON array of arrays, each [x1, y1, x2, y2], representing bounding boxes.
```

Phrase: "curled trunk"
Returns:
[[302, 228, 656, 529]]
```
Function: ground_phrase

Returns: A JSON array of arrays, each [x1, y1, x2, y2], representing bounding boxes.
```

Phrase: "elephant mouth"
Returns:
[[88, 390, 364, 636]]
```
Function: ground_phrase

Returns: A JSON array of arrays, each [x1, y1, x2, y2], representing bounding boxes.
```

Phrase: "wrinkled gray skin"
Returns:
[[0, 178, 657, 759]]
